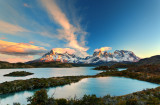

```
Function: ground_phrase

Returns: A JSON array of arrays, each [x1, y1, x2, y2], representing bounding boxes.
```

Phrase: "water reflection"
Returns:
[[0, 67, 102, 83], [0, 77, 159, 105]]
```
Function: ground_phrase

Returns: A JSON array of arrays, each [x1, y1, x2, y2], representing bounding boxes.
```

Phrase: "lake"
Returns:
[[0, 67, 102, 83], [0, 76, 159, 105]]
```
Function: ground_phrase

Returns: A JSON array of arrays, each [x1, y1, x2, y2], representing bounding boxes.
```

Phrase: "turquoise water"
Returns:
[[0, 67, 102, 83], [0, 76, 159, 105], [0, 67, 158, 104], [117, 68, 127, 71]]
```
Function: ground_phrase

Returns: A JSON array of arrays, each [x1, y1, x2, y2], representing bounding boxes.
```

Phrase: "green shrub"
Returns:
[[126, 98, 138, 105], [27, 89, 48, 105], [13, 103, 21, 105], [117, 100, 126, 105], [56, 99, 67, 105], [80, 94, 102, 105]]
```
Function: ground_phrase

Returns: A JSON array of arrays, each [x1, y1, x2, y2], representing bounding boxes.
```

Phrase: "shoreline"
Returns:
[[1, 69, 160, 104], [0, 69, 160, 95]]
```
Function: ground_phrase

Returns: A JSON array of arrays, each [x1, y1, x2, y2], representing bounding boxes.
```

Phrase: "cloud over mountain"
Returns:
[[52, 48, 76, 55], [94, 47, 112, 52], [40, 0, 89, 57]]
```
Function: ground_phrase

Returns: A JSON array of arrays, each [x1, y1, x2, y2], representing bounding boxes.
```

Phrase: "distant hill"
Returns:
[[29, 61, 73, 68], [0, 60, 94, 69], [137, 55, 160, 65], [0, 61, 33, 69], [0, 61, 74, 69]]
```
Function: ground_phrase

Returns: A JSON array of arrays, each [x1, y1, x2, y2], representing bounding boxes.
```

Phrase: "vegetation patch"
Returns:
[[110, 63, 135, 68], [0, 76, 87, 95], [128, 64, 160, 74], [3, 71, 34, 77], [29, 62, 73, 68], [14, 87, 160, 105], [93, 66, 117, 71], [0, 61, 33, 69], [0, 60, 96, 69]]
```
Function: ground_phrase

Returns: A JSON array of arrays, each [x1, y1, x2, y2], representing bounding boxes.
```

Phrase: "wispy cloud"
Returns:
[[38, 31, 56, 38], [0, 36, 7, 40], [24, 3, 30, 8], [0, 40, 47, 56], [29, 41, 34, 44], [52, 48, 76, 55], [0, 20, 29, 35], [94, 47, 112, 52], [40, 0, 89, 57], [32, 40, 51, 47]]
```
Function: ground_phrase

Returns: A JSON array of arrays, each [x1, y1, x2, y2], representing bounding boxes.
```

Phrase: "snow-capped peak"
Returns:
[[32, 48, 140, 64]]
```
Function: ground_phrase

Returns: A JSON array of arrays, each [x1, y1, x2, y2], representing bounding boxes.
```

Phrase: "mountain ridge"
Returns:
[[28, 49, 140, 64]]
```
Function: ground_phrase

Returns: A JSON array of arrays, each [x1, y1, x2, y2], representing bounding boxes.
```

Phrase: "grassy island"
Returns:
[[3, 71, 34, 77], [93, 66, 117, 71], [0, 76, 87, 95]]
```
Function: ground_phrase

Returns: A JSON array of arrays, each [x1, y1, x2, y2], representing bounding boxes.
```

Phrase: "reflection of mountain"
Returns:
[[30, 49, 140, 64]]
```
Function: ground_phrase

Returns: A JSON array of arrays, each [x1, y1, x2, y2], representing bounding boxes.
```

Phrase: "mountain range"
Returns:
[[28, 49, 140, 64]]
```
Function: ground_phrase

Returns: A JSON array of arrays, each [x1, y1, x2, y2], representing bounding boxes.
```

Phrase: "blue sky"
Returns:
[[0, 0, 160, 62]]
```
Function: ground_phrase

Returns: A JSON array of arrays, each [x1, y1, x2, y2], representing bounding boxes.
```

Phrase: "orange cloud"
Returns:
[[0, 40, 47, 55], [0, 20, 28, 35], [94, 47, 112, 52], [29, 41, 34, 44], [0, 54, 34, 63], [33, 40, 51, 47], [24, 3, 30, 8], [52, 48, 76, 55], [40, 0, 89, 57], [0, 37, 6, 40]]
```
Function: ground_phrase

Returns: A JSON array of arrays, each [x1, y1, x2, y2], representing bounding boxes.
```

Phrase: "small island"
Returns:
[[3, 71, 34, 77], [93, 66, 117, 71]]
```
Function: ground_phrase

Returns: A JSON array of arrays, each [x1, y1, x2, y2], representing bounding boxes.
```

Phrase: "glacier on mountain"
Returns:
[[33, 49, 140, 64]]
